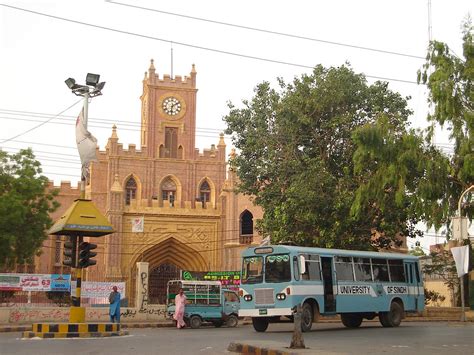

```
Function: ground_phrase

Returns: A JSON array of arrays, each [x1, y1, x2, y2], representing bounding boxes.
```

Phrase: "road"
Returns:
[[0, 321, 472, 355]]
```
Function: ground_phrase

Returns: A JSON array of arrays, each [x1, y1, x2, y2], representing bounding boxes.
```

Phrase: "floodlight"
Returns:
[[65, 77, 76, 89], [86, 73, 100, 86], [95, 81, 106, 91]]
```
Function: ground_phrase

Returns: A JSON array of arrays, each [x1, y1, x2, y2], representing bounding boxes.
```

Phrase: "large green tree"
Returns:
[[0, 148, 59, 268], [224, 64, 414, 249], [352, 19, 473, 239]]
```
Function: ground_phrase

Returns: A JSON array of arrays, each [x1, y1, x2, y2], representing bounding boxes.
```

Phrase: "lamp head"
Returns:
[[65, 77, 76, 89], [86, 73, 100, 86]]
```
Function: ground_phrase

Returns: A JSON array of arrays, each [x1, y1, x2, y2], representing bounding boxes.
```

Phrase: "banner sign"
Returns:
[[70, 281, 126, 299], [0, 274, 70, 292], [182, 271, 240, 290]]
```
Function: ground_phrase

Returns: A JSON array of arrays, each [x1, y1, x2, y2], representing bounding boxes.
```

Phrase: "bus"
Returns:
[[239, 245, 424, 332]]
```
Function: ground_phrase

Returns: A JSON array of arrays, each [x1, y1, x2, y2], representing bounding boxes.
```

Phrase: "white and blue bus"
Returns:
[[239, 245, 424, 332]]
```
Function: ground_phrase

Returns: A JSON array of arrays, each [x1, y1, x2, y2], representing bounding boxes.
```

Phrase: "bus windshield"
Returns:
[[265, 254, 291, 283], [242, 256, 263, 284]]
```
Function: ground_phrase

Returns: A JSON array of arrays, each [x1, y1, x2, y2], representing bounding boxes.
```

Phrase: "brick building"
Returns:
[[37, 60, 263, 304]]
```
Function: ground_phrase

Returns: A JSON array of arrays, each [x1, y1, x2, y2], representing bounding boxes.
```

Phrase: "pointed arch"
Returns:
[[240, 209, 253, 244], [158, 174, 182, 207], [196, 177, 216, 208], [123, 174, 142, 205]]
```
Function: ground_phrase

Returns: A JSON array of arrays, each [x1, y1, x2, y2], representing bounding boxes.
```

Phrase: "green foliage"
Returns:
[[409, 246, 426, 256], [424, 288, 446, 306], [0, 148, 59, 268], [423, 250, 458, 294], [224, 64, 413, 249], [417, 18, 474, 224]]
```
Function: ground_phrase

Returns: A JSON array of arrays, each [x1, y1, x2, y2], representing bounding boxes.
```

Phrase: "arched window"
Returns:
[[161, 177, 176, 207], [199, 180, 211, 208], [240, 210, 253, 244], [125, 177, 137, 205], [165, 127, 178, 158]]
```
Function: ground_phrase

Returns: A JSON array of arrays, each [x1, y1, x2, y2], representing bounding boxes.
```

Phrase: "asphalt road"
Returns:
[[0, 321, 472, 355]]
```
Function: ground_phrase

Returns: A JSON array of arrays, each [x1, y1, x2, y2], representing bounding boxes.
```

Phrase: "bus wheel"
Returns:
[[341, 314, 363, 328], [252, 317, 269, 332], [190, 315, 202, 329], [379, 302, 404, 327], [226, 314, 239, 328], [301, 303, 313, 332]]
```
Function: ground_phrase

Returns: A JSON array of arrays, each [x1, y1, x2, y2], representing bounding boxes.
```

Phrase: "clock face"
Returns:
[[162, 97, 182, 116]]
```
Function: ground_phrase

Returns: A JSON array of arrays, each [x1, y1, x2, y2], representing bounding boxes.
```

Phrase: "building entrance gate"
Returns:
[[149, 263, 181, 304]]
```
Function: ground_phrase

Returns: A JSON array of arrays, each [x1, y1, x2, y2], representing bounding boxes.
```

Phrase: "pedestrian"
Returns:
[[109, 285, 121, 323], [173, 287, 187, 329]]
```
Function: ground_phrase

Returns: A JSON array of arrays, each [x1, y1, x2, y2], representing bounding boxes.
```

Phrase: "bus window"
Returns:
[[388, 259, 405, 282], [293, 256, 300, 281], [241, 256, 263, 284], [265, 254, 291, 283], [302, 254, 321, 281], [353, 258, 372, 282], [335, 256, 354, 281], [414, 263, 420, 283], [372, 258, 389, 282]]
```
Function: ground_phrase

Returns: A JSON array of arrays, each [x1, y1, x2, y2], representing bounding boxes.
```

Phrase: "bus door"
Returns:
[[404, 262, 420, 311], [321, 257, 336, 312]]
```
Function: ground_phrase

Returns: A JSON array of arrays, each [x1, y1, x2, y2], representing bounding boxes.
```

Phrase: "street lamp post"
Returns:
[[456, 185, 473, 322], [64, 74, 105, 320]]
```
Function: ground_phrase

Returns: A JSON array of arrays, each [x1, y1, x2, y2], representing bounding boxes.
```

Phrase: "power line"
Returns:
[[106, 0, 425, 60], [1, 4, 419, 85], [0, 99, 82, 144]]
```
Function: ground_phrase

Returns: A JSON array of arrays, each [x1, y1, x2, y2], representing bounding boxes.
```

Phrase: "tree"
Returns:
[[417, 18, 474, 226], [224, 64, 414, 249], [0, 148, 59, 268], [352, 19, 473, 240]]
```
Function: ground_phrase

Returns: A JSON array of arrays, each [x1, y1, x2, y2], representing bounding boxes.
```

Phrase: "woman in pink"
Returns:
[[173, 288, 187, 329]]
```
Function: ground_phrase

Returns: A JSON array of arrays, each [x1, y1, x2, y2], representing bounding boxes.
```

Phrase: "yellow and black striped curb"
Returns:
[[32, 322, 121, 333], [228, 342, 300, 355], [22, 330, 129, 338]]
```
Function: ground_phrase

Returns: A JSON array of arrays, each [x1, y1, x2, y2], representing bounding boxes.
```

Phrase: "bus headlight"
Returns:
[[276, 293, 286, 301], [244, 294, 253, 301]]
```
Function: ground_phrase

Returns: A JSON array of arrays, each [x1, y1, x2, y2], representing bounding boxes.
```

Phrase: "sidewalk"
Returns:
[[1, 312, 472, 333]]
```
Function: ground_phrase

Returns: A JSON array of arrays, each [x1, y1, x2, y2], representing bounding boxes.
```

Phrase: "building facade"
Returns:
[[38, 60, 263, 304]]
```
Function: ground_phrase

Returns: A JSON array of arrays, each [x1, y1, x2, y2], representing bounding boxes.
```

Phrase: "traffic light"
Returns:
[[78, 242, 97, 268], [63, 238, 77, 267]]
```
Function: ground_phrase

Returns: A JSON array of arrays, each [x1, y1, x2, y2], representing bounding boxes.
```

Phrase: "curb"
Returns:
[[22, 330, 129, 338], [0, 325, 31, 333], [228, 342, 299, 355]]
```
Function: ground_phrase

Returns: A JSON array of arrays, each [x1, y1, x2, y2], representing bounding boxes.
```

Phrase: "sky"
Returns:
[[1, 0, 472, 252]]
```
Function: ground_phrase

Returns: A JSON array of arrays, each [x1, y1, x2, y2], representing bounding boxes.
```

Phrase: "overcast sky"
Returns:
[[1, 0, 472, 251]]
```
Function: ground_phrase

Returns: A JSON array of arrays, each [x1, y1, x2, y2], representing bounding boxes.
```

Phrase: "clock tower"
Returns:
[[140, 59, 197, 159]]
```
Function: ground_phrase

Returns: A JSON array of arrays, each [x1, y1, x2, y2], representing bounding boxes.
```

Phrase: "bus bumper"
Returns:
[[239, 308, 293, 317]]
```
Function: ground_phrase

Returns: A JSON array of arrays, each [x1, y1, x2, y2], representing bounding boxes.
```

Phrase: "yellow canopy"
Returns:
[[48, 199, 114, 237]]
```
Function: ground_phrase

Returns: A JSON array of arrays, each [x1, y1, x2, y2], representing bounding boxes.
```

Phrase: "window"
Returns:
[[372, 258, 389, 282], [265, 254, 291, 283], [240, 210, 253, 244], [224, 291, 239, 303], [388, 259, 405, 282], [301, 254, 321, 281], [354, 258, 372, 281], [125, 177, 137, 205], [241, 256, 263, 284], [199, 180, 211, 207], [335, 256, 354, 281], [164, 127, 178, 158], [161, 177, 176, 207]]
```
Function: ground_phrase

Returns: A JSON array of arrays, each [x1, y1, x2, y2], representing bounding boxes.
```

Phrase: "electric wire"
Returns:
[[0, 4, 419, 85], [106, 0, 425, 60]]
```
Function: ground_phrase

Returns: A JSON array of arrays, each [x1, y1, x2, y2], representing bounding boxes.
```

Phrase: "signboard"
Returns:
[[0, 274, 70, 292], [70, 281, 126, 299], [182, 271, 240, 291], [132, 216, 144, 233]]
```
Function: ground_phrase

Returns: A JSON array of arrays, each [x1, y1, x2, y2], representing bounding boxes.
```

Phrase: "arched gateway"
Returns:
[[128, 237, 208, 305]]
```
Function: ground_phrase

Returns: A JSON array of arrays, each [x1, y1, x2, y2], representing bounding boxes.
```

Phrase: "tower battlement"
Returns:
[[144, 59, 196, 88]]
